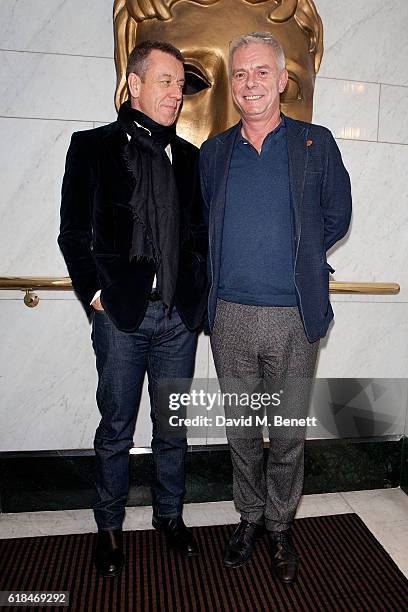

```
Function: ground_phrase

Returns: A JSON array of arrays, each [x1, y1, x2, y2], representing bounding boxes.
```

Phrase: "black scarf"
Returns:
[[118, 101, 179, 309]]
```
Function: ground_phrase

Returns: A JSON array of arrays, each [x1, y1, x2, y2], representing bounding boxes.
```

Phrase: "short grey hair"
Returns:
[[229, 32, 286, 77]]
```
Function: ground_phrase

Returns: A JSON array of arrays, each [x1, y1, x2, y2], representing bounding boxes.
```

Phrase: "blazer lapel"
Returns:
[[208, 125, 240, 286], [102, 121, 135, 194], [211, 123, 241, 237], [285, 116, 309, 240], [213, 124, 240, 206]]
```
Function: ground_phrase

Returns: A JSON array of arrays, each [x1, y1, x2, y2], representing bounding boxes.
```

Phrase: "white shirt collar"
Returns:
[[126, 121, 172, 162]]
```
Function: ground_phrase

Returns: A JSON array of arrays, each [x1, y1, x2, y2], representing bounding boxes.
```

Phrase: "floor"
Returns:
[[1, 488, 408, 578]]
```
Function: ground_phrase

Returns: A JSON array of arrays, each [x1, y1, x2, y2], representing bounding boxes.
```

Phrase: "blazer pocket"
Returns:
[[305, 171, 323, 185], [94, 253, 121, 259], [112, 200, 132, 209]]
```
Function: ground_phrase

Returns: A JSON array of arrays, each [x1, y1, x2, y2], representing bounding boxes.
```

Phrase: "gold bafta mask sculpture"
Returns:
[[114, 0, 323, 146]]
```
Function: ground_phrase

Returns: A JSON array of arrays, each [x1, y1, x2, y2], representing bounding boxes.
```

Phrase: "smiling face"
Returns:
[[230, 42, 288, 125], [127, 49, 185, 126]]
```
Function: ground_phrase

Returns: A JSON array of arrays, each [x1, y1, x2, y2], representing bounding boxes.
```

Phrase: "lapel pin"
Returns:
[[306, 139, 313, 147]]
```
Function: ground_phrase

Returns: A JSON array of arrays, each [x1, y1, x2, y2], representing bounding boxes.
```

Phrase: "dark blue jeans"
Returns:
[[91, 302, 198, 530]]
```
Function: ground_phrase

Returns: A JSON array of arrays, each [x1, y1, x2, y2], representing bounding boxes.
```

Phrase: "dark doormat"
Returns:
[[0, 513, 407, 611]]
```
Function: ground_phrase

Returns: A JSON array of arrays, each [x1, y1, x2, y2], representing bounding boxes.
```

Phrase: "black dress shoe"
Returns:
[[94, 528, 124, 578], [152, 515, 199, 557], [269, 528, 299, 584], [223, 520, 264, 568]]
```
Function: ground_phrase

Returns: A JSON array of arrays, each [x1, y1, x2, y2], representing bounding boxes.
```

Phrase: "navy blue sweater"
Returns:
[[218, 119, 296, 306]]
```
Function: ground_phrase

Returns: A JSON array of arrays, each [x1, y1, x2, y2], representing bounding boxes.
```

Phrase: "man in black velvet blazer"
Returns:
[[58, 41, 207, 577]]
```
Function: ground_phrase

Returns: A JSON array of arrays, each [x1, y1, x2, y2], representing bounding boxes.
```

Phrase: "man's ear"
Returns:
[[127, 72, 141, 99], [278, 68, 289, 94]]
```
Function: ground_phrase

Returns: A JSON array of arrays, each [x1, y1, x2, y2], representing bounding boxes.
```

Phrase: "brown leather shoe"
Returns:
[[269, 528, 299, 584], [223, 520, 264, 568], [94, 529, 124, 578], [152, 515, 199, 557]]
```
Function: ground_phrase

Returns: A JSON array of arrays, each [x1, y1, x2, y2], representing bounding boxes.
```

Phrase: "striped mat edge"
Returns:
[[0, 513, 407, 611]]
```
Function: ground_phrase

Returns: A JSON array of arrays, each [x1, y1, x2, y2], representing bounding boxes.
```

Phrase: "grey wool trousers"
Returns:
[[211, 300, 319, 532]]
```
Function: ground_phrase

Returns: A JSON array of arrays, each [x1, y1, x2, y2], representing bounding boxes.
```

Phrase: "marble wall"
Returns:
[[0, 0, 407, 451]]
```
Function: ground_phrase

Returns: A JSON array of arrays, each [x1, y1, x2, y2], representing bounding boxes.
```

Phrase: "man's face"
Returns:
[[128, 49, 185, 126], [230, 43, 288, 123]]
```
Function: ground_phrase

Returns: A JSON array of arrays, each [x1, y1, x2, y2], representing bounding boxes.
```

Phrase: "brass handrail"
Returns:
[[0, 276, 401, 307], [0, 277, 73, 290], [329, 282, 400, 295]]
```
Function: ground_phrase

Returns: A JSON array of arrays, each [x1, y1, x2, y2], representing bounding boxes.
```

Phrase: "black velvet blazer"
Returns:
[[58, 120, 208, 332]]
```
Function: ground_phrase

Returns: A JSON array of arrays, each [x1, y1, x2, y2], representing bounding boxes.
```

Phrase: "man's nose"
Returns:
[[246, 74, 257, 88], [170, 82, 183, 99]]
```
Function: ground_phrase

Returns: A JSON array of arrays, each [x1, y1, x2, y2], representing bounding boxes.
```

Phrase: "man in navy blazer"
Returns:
[[200, 32, 351, 583]]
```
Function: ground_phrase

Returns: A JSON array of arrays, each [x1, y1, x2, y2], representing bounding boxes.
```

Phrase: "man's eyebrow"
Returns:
[[233, 64, 272, 72], [157, 72, 185, 82]]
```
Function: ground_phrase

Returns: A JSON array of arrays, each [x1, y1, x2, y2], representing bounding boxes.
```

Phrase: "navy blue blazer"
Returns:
[[200, 116, 352, 343]]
